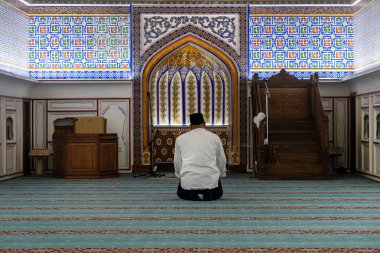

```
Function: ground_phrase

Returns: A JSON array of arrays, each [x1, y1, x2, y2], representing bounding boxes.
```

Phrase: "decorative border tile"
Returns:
[[250, 6, 354, 15], [140, 14, 241, 55]]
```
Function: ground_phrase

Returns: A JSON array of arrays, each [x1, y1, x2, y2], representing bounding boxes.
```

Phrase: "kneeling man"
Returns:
[[174, 112, 227, 201]]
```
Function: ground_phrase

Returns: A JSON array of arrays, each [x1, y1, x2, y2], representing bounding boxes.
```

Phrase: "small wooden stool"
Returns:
[[29, 149, 53, 175]]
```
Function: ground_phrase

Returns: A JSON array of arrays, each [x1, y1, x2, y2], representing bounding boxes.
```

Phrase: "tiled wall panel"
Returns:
[[249, 15, 354, 79], [28, 15, 132, 79], [354, 0, 380, 73], [0, 1, 28, 77]]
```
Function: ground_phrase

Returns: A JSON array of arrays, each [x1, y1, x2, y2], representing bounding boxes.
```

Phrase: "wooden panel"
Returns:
[[1, 97, 23, 178], [362, 142, 369, 172], [100, 142, 117, 170], [74, 117, 106, 134], [356, 97, 362, 169], [261, 88, 309, 119], [254, 70, 328, 179], [53, 134, 118, 178], [375, 144, 380, 176], [325, 111, 333, 142], [374, 94, 380, 106], [15, 100, 23, 173], [361, 96, 369, 107], [322, 98, 333, 111], [6, 99, 16, 110], [0, 98, 3, 176], [33, 100, 47, 149], [153, 126, 229, 164], [374, 108, 380, 140], [47, 112, 97, 142], [67, 143, 96, 170], [52, 143, 65, 177], [6, 144, 16, 174], [48, 99, 97, 111], [334, 98, 348, 168]]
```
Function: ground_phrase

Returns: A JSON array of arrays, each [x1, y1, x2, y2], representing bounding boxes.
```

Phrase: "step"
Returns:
[[276, 152, 322, 163], [272, 142, 320, 153], [259, 163, 328, 180], [261, 163, 327, 172], [270, 131, 316, 142], [267, 120, 315, 131]]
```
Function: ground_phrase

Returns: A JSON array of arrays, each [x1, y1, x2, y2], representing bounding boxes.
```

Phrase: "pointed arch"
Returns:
[[200, 70, 212, 124], [170, 71, 183, 125], [141, 34, 239, 164], [185, 70, 199, 123]]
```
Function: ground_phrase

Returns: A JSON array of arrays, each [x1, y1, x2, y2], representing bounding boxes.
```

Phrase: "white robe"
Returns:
[[174, 128, 227, 190]]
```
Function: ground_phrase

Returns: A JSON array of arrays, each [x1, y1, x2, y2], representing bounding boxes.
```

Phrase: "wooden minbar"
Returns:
[[52, 117, 118, 179]]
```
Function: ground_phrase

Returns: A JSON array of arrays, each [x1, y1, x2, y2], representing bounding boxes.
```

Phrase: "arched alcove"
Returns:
[[6, 117, 14, 140], [141, 34, 239, 165], [363, 114, 369, 139], [150, 44, 231, 126]]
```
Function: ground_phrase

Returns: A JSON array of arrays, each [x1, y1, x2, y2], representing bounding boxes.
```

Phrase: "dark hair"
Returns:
[[190, 113, 205, 125]]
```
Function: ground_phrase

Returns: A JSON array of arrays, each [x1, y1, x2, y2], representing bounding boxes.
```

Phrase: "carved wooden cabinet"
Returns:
[[53, 134, 118, 179]]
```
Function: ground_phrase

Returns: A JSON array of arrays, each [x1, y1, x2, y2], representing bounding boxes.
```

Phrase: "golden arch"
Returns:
[[141, 34, 239, 164]]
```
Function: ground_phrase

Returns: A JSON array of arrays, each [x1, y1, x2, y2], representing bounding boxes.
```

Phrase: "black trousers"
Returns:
[[177, 180, 223, 201]]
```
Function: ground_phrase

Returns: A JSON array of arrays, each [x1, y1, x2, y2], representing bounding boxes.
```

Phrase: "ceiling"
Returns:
[[18, 0, 358, 5]]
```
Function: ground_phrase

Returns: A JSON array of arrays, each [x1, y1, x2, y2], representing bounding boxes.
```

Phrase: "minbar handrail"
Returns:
[[251, 70, 328, 177], [251, 74, 266, 175], [310, 73, 329, 155]]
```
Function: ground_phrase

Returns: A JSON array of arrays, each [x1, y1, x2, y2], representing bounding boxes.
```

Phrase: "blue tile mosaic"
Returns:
[[354, 0, 380, 74], [2, 2, 376, 81], [0, 1, 29, 77], [248, 15, 355, 79], [28, 15, 132, 79]]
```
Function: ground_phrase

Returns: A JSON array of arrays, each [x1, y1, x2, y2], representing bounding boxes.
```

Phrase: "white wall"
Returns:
[[320, 82, 350, 97], [30, 81, 133, 99], [0, 72, 33, 98], [347, 69, 380, 95], [29, 81, 134, 172]]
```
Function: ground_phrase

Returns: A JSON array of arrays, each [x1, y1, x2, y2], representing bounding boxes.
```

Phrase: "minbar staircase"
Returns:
[[251, 69, 329, 180], [260, 119, 328, 179]]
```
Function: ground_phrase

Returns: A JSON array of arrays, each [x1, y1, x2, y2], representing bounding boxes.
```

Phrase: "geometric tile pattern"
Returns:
[[141, 14, 240, 56], [150, 45, 230, 126], [0, 1, 29, 77], [152, 127, 229, 163], [249, 15, 354, 79], [354, 0, 380, 74], [28, 15, 131, 79]]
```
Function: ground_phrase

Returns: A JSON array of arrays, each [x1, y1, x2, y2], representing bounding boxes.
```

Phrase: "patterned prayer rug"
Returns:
[[0, 173, 380, 252]]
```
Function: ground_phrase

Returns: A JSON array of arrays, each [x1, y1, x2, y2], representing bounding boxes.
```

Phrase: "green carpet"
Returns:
[[0, 173, 379, 252]]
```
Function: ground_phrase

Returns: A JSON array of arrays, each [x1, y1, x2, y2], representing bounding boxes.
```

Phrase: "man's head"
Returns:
[[190, 113, 205, 129]]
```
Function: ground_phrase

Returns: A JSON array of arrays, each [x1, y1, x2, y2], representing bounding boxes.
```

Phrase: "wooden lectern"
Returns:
[[52, 117, 118, 179]]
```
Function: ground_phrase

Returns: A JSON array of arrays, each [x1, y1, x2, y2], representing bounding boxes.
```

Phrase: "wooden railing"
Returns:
[[251, 74, 266, 173], [251, 70, 329, 176], [310, 73, 329, 155]]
